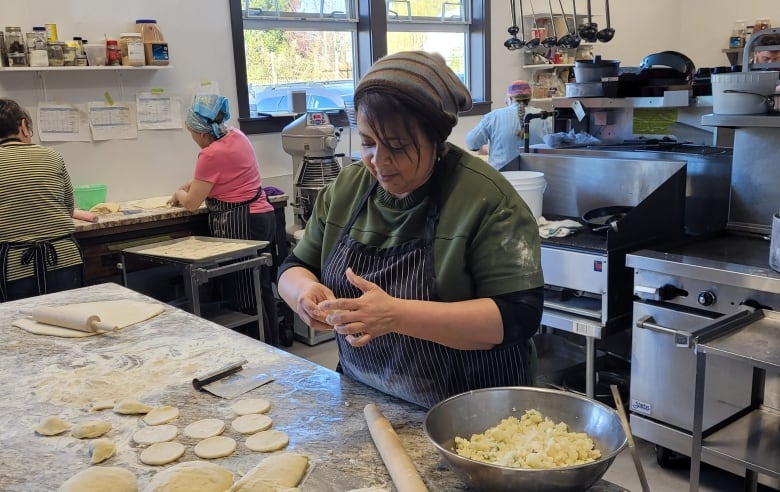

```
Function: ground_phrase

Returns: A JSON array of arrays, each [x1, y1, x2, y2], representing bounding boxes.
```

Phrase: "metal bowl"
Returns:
[[423, 387, 627, 492]]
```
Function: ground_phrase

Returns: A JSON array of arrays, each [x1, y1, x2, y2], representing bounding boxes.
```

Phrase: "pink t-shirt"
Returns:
[[193, 128, 273, 214]]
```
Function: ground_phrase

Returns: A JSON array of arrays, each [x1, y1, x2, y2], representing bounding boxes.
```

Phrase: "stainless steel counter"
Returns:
[[0, 283, 625, 491]]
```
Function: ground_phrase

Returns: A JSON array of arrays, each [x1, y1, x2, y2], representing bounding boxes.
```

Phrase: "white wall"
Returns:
[[0, 1, 775, 202]]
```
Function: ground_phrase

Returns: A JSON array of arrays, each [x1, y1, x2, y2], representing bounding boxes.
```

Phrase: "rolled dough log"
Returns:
[[245, 430, 289, 452], [114, 399, 152, 415], [231, 414, 272, 434], [58, 466, 137, 492], [89, 438, 116, 464], [35, 415, 72, 436], [184, 418, 225, 439], [140, 441, 186, 466], [143, 406, 179, 425], [142, 461, 233, 492], [230, 453, 309, 491], [71, 420, 112, 439], [194, 436, 237, 459], [133, 424, 178, 445], [14, 300, 164, 338], [231, 398, 271, 415]]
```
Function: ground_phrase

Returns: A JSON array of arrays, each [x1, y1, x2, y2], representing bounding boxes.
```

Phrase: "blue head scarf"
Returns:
[[186, 94, 230, 138]]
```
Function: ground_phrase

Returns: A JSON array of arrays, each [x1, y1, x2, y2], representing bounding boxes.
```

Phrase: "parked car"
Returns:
[[250, 82, 354, 116]]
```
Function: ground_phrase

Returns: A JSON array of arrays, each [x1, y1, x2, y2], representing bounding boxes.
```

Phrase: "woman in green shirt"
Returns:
[[277, 51, 543, 409]]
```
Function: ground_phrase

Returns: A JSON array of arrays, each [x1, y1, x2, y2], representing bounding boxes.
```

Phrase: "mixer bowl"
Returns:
[[423, 387, 627, 492]]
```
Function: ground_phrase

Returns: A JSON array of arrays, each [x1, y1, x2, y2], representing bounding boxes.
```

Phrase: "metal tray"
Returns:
[[121, 236, 269, 263]]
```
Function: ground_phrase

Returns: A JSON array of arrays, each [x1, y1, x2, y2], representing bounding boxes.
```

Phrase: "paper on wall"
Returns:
[[136, 92, 183, 130], [88, 102, 137, 141], [37, 103, 91, 142]]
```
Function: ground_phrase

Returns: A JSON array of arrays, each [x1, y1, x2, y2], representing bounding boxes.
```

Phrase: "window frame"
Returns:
[[228, 0, 491, 134]]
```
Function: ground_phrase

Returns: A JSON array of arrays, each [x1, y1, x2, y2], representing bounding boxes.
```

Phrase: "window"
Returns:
[[229, 0, 490, 134]]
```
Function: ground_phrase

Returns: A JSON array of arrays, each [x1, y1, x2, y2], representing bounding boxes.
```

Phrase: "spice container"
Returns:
[[62, 44, 77, 66], [119, 33, 145, 66], [106, 39, 120, 66], [0, 33, 6, 67], [45, 23, 58, 42], [5, 27, 28, 67], [27, 27, 49, 67], [46, 41, 64, 66]]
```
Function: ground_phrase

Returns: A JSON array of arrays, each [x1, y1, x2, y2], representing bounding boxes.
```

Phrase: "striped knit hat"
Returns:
[[354, 51, 473, 141]]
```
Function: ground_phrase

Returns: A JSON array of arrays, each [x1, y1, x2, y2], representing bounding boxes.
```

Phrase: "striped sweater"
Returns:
[[0, 143, 82, 281]]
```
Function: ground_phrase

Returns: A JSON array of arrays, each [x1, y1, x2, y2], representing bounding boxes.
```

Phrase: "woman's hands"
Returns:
[[318, 268, 400, 347], [294, 282, 337, 332]]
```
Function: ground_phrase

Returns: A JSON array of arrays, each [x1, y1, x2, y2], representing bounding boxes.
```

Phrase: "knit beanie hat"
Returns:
[[354, 51, 473, 141], [507, 80, 532, 98], [186, 94, 230, 138]]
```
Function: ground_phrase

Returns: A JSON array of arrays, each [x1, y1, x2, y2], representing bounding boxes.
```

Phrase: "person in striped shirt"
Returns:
[[0, 98, 83, 301]]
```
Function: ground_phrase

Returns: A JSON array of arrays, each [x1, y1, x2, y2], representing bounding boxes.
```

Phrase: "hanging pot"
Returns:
[[582, 205, 633, 233]]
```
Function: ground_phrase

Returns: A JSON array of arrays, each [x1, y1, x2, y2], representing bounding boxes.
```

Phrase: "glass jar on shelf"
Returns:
[[46, 41, 64, 66], [5, 26, 28, 67], [27, 27, 49, 67]]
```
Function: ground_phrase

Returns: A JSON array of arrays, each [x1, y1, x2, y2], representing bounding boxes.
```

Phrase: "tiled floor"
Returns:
[[281, 338, 775, 492]]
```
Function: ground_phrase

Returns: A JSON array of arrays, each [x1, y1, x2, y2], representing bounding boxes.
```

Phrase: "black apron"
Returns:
[[205, 187, 264, 311], [321, 181, 529, 409], [0, 234, 78, 302]]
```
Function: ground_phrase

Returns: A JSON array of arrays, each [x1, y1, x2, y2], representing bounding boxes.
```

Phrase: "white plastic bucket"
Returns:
[[711, 71, 779, 115], [501, 171, 547, 219]]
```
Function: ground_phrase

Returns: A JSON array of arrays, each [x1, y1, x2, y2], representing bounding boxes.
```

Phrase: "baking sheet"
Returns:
[[121, 236, 269, 262]]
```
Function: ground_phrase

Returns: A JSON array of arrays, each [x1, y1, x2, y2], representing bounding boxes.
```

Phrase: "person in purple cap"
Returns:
[[465, 80, 534, 170]]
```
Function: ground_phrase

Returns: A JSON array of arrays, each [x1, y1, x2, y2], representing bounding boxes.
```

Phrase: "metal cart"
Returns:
[[120, 236, 271, 341]]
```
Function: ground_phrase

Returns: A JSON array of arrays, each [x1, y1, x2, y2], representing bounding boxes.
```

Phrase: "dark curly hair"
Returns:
[[0, 98, 32, 139]]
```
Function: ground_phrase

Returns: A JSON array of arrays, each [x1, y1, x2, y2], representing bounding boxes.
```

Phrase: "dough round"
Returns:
[[71, 420, 112, 439], [245, 430, 289, 452], [144, 406, 179, 425], [114, 398, 152, 415], [35, 415, 72, 436], [231, 414, 272, 434], [132, 424, 178, 445], [143, 461, 233, 492], [89, 438, 116, 464], [184, 419, 225, 439], [194, 436, 237, 459], [231, 398, 271, 415], [140, 441, 186, 465], [58, 466, 137, 492]]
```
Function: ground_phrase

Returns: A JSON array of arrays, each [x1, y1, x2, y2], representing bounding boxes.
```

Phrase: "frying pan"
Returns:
[[582, 205, 633, 233]]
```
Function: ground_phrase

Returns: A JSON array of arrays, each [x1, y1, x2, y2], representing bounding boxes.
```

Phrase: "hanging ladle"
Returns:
[[524, 0, 542, 50], [596, 0, 615, 42], [504, 0, 525, 50], [542, 0, 559, 47], [578, 0, 599, 42], [556, 0, 581, 49]]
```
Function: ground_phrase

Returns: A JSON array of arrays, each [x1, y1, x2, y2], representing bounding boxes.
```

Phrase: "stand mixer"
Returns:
[[281, 111, 343, 234]]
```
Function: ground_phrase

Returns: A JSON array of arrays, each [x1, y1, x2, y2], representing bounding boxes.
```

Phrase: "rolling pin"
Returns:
[[364, 403, 428, 492], [24, 306, 118, 333]]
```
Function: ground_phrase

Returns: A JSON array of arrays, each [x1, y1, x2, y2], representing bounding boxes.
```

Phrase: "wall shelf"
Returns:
[[523, 63, 574, 69], [0, 66, 170, 73]]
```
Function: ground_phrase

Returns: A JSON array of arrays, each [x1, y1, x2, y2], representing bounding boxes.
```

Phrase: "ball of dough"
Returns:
[[71, 420, 112, 439], [194, 436, 237, 459], [183, 419, 225, 439], [231, 398, 271, 415], [143, 406, 179, 426], [114, 398, 152, 415], [245, 430, 289, 452], [231, 414, 272, 435], [58, 466, 137, 492], [89, 438, 116, 464], [231, 453, 309, 491], [132, 424, 178, 445], [35, 415, 72, 436], [143, 461, 233, 492], [140, 441, 186, 466]]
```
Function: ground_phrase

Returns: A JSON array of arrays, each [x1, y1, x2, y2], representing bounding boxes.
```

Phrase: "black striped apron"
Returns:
[[0, 234, 79, 302], [205, 187, 263, 311], [321, 181, 529, 409]]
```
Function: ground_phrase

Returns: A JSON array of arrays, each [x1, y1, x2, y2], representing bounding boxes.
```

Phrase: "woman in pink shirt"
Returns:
[[170, 94, 282, 346]]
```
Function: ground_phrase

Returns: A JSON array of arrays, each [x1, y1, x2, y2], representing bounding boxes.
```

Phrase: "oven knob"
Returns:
[[697, 290, 716, 306], [658, 284, 681, 301]]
